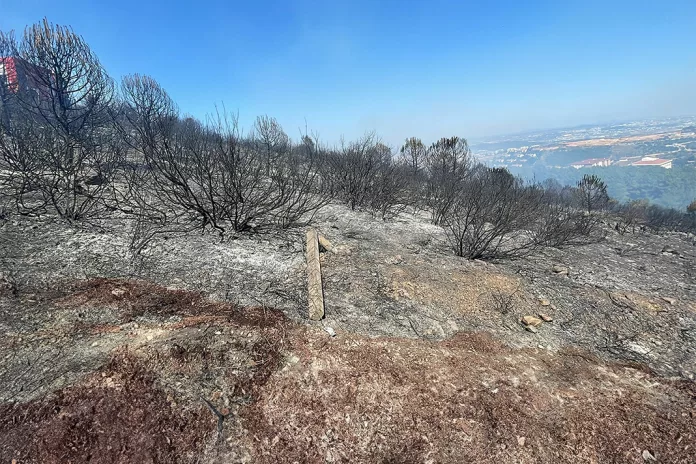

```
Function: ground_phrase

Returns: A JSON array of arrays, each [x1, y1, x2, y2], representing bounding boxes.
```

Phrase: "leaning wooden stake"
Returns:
[[306, 228, 325, 320]]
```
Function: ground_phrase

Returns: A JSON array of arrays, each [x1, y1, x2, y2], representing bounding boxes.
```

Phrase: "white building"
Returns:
[[631, 156, 672, 169]]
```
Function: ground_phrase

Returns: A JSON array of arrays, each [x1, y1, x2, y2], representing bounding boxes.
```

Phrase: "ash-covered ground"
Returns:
[[1, 203, 695, 463]]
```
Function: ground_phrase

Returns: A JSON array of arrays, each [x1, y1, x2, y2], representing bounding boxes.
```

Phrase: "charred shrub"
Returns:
[[0, 20, 124, 220], [324, 132, 411, 219], [424, 136, 473, 225], [120, 75, 329, 235], [442, 168, 542, 259]]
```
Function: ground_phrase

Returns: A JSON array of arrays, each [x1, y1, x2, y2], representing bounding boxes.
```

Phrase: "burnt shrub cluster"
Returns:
[[1, 19, 693, 260], [611, 199, 696, 235], [0, 21, 331, 236], [439, 169, 607, 259]]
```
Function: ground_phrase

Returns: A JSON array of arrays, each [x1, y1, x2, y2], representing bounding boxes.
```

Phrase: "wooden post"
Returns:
[[306, 228, 324, 320]]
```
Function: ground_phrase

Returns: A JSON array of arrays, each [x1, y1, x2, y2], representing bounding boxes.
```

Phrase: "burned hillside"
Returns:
[[1, 18, 696, 464], [2, 203, 696, 463]]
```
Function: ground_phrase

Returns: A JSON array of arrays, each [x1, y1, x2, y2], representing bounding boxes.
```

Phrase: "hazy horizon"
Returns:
[[469, 114, 696, 143], [2, 0, 695, 146]]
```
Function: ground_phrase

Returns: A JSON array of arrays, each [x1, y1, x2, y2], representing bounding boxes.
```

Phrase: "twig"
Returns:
[[200, 395, 229, 438], [406, 317, 421, 338]]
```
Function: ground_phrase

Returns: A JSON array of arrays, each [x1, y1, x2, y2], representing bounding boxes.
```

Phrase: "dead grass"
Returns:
[[0, 279, 294, 463], [245, 331, 696, 463], [59, 278, 287, 327], [0, 350, 213, 464]]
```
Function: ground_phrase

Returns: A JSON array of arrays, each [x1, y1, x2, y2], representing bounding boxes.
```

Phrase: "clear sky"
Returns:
[[1, 0, 695, 145]]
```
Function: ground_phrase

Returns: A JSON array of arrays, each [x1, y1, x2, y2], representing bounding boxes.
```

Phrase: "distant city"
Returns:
[[471, 117, 696, 170]]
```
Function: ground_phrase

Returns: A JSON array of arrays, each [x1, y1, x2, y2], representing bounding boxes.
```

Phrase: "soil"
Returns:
[[1, 203, 695, 462]]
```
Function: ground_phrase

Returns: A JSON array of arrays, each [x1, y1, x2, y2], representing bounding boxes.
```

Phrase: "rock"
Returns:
[[334, 245, 352, 256], [521, 316, 542, 327], [538, 313, 553, 322], [324, 326, 336, 337], [517, 436, 526, 447], [539, 299, 551, 306], [661, 296, 677, 305], [642, 449, 657, 462], [111, 288, 126, 297], [628, 342, 650, 355], [552, 264, 569, 275], [525, 325, 538, 334], [386, 255, 403, 265], [661, 246, 679, 255]]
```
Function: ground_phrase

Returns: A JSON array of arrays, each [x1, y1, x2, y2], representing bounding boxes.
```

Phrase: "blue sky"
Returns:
[[1, 0, 695, 145]]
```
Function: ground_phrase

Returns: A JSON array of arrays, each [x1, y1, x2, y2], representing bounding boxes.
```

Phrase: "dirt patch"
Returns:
[[245, 331, 696, 463], [0, 350, 212, 464], [387, 264, 524, 314], [608, 290, 667, 313]]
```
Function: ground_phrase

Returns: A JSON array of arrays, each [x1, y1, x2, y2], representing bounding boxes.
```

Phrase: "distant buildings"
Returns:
[[614, 156, 642, 167], [570, 158, 612, 169], [0, 57, 18, 92], [615, 155, 673, 169], [569, 155, 673, 169], [631, 156, 673, 169]]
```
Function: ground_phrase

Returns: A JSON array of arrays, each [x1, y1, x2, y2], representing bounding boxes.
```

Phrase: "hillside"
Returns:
[[1, 204, 695, 463]]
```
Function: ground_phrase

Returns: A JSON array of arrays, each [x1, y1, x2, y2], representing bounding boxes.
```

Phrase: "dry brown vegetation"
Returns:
[[0, 280, 292, 463], [1, 280, 695, 463], [249, 331, 696, 463], [0, 351, 211, 464]]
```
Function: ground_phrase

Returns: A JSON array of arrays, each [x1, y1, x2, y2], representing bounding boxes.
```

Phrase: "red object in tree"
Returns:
[[0, 57, 52, 98], [0, 57, 19, 92]]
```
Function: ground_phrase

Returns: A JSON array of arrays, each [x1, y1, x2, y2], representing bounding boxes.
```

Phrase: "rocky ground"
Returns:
[[0, 204, 695, 463]]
